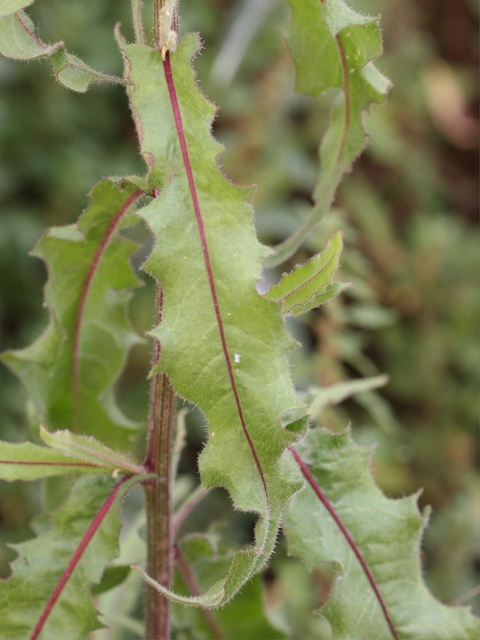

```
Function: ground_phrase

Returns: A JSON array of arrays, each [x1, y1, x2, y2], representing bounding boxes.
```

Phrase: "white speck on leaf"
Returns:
[[234, 353, 241, 363]]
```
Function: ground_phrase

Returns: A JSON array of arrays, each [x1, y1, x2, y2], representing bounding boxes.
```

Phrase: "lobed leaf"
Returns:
[[124, 35, 305, 606], [264, 231, 351, 315], [0, 10, 128, 92], [1, 179, 144, 450], [0, 439, 105, 481], [283, 428, 480, 639], [267, 0, 391, 267], [0, 474, 142, 640]]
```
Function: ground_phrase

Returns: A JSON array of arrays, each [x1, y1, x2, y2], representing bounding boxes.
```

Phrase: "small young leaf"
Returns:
[[0, 11, 128, 92], [284, 428, 480, 639], [39, 426, 143, 475], [1, 179, 144, 450], [0, 440, 104, 481], [0, 474, 143, 640], [267, 0, 391, 267], [264, 231, 351, 315]]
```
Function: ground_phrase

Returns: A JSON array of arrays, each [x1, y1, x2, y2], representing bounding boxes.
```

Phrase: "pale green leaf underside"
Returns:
[[265, 231, 351, 314], [0, 475, 142, 640], [0, 439, 105, 481], [283, 428, 480, 639], [125, 35, 304, 606], [39, 427, 142, 475], [267, 0, 391, 267], [0, 0, 33, 19], [1, 179, 143, 450], [0, 11, 128, 92], [170, 533, 283, 639]]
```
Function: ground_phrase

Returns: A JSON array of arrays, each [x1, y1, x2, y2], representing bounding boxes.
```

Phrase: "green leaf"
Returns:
[[266, 0, 391, 267], [90, 565, 131, 596], [0, 474, 143, 640], [172, 533, 283, 639], [0, 439, 106, 481], [283, 428, 480, 639], [0, 11, 128, 92], [264, 231, 351, 315], [307, 374, 389, 420], [124, 35, 304, 606], [1, 179, 144, 450], [39, 426, 143, 475], [0, 0, 33, 19]]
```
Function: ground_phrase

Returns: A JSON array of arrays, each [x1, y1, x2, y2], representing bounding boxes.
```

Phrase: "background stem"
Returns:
[[143, 285, 176, 640], [131, 0, 145, 45]]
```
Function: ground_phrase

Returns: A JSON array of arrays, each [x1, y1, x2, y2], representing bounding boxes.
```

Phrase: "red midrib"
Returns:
[[72, 188, 143, 429], [30, 476, 131, 640], [289, 446, 399, 640], [162, 52, 268, 501]]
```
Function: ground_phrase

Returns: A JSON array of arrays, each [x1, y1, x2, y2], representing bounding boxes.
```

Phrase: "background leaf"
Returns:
[[1, 179, 144, 450], [283, 428, 480, 639], [0, 474, 140, 640], [0, 10, 127, 92], [266, 0, 390, 266]]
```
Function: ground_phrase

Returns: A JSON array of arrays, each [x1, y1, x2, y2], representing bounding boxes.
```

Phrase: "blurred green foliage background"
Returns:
[[0, 0, 478, 633]]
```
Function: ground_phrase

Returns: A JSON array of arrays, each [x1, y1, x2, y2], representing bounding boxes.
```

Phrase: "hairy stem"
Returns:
[[143, 285, 176, 640], [289, 446, 399, 640]]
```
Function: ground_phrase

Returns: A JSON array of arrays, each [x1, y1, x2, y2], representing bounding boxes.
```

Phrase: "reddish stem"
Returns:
[[72, 188, 143, 429], [335, 33, 350, 165], [143, 286, 177, 640], [289, 446, 399, 640], [162, 52, 268, 500], [30, 475, 132, 640]]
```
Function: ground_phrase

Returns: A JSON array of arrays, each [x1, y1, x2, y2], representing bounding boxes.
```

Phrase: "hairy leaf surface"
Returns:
[[267, 0, 390, 267], [1, 180, 144, 450], [124, 35, 305, 606], [39, 427, 143, 475], [265, 231, 350, 315], [284, 428, 480, 639], [0, 10, 127, 92], [0, 474, 140, 640], [172, 533, 283, 639]]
